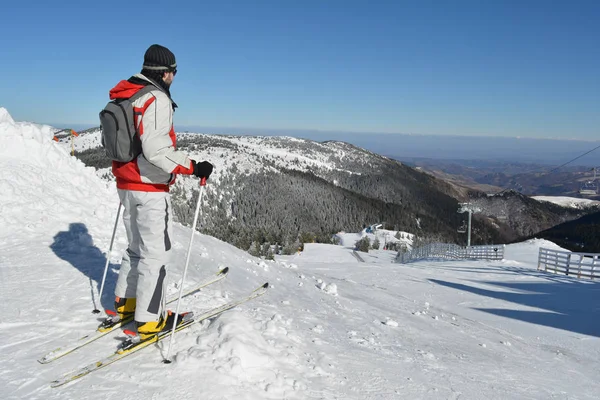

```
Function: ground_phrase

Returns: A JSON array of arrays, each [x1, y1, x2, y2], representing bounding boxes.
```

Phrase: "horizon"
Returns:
[[1, 1, 599, 140], [39, 121, 600, 144], [6, 108, 600, 167]]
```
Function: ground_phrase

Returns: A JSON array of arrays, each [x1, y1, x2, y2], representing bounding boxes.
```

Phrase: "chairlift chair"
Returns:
[[579, 168, 598, 196], [579, 182, 598, 196]]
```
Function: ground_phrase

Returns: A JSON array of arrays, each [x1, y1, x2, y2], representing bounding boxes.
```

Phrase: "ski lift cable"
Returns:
[[492, 143, 600, 196], [545, 147, 600, 175]]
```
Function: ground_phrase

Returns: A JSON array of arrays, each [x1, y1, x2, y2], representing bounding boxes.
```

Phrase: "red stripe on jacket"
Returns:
[[108, 80, 193, 192]]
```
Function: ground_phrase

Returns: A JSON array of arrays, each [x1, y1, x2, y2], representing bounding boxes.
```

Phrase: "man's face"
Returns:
[[162, 70, 176, 87]]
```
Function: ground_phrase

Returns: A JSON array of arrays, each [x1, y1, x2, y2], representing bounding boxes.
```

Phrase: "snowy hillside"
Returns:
[[2, 109, 600, 399], [64, 121, 595, 252], [60, 118, 478, 251], [56, 126, 388, 175], [56, 125, 398, 211], [532, 195, 600, 209], [335, 228, 414, 250]]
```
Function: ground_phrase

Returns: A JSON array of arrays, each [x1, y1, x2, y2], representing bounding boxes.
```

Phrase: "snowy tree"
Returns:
[[355, 237, 370, 253], [248, 241, 261, 257], [372, 237, 380, 250]]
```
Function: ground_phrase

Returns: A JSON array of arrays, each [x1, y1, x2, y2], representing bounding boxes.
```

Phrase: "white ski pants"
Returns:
[[115, 189, 173, 322]]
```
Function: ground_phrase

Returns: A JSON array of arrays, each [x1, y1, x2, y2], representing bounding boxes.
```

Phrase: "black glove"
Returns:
[[192, 160, 213, 179]]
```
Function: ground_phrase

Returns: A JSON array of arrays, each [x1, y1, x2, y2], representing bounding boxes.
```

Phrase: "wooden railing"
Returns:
[[538, 247, 600, 280]]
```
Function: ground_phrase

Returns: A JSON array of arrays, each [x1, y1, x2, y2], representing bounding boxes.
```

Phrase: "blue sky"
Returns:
[[1, 0, 599, 139]]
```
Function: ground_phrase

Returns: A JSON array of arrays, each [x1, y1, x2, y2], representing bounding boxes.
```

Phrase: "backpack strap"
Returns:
[[128, 85, 157, 103], [126, 86, 158, 135]]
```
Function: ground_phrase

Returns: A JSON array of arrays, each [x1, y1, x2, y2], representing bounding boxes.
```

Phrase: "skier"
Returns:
[[107, 44, 213, 340]]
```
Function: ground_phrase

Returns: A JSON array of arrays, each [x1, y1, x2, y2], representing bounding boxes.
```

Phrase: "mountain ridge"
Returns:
[[63, 128, 594, 251]]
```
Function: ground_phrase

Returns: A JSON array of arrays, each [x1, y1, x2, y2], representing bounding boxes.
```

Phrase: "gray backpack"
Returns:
[[100, 86, 155, 162]]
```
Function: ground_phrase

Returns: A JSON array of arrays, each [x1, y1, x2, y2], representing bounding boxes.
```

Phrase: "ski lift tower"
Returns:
[[458, 203, 481, 247]]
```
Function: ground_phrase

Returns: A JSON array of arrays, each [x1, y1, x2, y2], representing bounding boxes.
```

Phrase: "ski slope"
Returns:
[[532, 196, 600, 209], [1, 108, 600, 399]]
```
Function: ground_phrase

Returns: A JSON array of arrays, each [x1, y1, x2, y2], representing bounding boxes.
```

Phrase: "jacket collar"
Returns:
[[129, 74, 178, 110]]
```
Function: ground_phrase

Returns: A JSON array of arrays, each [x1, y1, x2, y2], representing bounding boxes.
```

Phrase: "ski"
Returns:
[[38, 267, 229, 364], [50, 282, 269, 388]]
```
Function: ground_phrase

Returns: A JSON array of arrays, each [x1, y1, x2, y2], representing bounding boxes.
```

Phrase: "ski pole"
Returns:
[[163, 177, 207, 363], [93, 203, 122, 314]]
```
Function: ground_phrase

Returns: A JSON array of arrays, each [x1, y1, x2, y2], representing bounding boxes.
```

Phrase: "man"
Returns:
[[107, 44, 213, 340]]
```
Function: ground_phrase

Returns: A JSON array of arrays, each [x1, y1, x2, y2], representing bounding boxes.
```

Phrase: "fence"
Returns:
[[396, 243, 505, 264], [538, 247, 600, 280]]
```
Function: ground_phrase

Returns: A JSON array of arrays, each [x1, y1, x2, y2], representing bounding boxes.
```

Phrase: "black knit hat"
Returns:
[[142, 44, 177, 71]]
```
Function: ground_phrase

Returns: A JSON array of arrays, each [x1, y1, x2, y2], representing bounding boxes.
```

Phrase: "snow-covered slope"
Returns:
[[335, 228, 414, 250], [0, 109, 306, 398], [58, 127, 388, 175], [60, 127, 398, 212], [532, 195, 600, 209], [2, 108, 600, 399]]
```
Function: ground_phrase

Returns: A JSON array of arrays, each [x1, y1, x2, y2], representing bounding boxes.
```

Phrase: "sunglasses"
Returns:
[[169, 68, 177, 76]]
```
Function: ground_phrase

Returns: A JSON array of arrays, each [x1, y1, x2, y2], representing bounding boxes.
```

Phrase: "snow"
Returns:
[[335, 228, 413, 250], [532, 195, 600, 209], [2, 107, 600, 399], [0, 107, 15, 124]]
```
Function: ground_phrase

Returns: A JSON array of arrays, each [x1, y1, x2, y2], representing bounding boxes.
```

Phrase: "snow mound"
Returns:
[[504, 238, 569, 265], [0, 108, 115, 243], [179, 312, 272, 374], [0, 107, 15, 124], [174, 311, 306, 397], [316, 279, 338, 296]]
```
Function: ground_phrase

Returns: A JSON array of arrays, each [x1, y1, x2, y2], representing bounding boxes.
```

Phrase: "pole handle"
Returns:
[[200, 177, 207, 186]]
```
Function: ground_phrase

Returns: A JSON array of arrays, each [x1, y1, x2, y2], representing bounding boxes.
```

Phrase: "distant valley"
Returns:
[[400, 157, 600, 199]]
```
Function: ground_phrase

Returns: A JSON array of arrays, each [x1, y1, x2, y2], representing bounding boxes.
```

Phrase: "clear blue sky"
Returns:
[[1, 0, 599, 139]]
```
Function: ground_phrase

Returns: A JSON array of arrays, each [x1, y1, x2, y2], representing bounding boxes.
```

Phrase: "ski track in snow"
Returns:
[[2, 108, 600, 399]]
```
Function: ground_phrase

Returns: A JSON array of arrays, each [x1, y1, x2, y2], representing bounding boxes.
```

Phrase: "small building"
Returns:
[[365, 223, 383, 234]]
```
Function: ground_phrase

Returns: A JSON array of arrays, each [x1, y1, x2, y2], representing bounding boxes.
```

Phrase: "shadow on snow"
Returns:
[[50, 222, 119, 312], [429, 272, 600, 337], [430, 271, 600, 337]]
